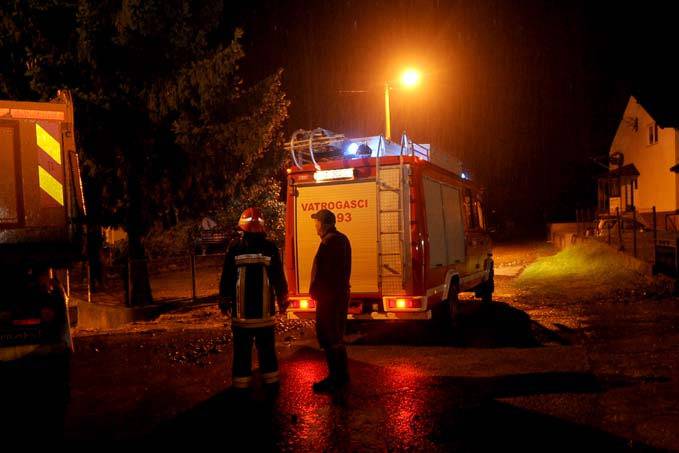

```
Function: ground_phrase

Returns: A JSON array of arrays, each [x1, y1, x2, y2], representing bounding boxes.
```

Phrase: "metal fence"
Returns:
[[575, 207, 659, 263], [67, 251, 226, 306], [573, 206, 679, 277]]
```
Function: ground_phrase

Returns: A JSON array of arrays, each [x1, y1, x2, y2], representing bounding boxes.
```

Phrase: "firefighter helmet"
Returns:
[[238, 207, 266, 233]]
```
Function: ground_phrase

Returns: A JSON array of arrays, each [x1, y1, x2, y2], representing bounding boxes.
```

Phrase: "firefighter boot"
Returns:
[[264, 380, 281, 400]]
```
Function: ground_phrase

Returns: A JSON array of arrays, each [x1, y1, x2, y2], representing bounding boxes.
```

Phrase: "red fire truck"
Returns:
[[284, 129, 493, 324]]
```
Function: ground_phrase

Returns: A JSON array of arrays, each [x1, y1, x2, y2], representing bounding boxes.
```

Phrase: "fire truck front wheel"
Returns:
[[478, 268, 494, 303], [474, 260, 494, 303], [446, 279, 461, 329]]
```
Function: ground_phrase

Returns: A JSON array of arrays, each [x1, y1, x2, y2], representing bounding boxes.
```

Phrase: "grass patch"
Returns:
[[516, 241, 646, 296]]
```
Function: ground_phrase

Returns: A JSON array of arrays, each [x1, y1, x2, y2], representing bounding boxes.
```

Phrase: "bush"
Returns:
[[143, 222, 198, 259], [109, 177, 286, 261], [213, 177, 286, 247]]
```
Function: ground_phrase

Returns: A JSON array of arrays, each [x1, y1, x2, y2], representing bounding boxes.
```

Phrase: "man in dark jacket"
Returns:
[[309, 209, 352, 393], [219, 207, 288, 391]]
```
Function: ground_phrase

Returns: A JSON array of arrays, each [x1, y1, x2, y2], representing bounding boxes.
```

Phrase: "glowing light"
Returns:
[[346, 142, 359, 155], [385, 297, 423, 309], [300, 299, 309, 309], [400, 68, 421, 88], [461, 172, 467, 180], [313, 168, 355, 182]]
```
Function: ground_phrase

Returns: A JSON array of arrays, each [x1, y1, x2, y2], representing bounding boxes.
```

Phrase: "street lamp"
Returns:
[[384, 67, 422, 140]]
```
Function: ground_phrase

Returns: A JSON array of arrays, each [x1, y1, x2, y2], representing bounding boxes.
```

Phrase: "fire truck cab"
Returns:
[[284, 129, 493, 324]]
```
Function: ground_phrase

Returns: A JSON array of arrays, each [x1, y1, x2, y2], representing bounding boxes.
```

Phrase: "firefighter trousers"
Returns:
[[232, 326, 279, 388]]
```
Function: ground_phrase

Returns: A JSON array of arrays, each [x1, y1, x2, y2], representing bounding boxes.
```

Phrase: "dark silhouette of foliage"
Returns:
[[0, 0, 289, 305]]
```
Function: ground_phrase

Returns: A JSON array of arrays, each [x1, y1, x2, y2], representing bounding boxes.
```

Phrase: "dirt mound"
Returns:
[[516, 241, 650, 296]]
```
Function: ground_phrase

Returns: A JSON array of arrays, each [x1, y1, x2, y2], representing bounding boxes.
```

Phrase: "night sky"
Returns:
[[225, 0, 677, 233]]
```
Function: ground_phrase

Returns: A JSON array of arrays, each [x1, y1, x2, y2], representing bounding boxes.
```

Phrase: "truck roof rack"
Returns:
[[284, 128, 463, 176]]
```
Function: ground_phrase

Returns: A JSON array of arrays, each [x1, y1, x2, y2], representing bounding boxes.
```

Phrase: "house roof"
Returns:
[[600, 163, 640, 179], [634, 86, 679, 129]]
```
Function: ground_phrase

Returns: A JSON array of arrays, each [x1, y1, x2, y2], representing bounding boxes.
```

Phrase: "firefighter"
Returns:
[[219, 207, 288, 391], [309, 209, 352, 393]]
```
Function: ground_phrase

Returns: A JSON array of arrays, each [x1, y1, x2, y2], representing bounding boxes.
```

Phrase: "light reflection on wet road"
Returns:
[[150, 339, 657, 452]]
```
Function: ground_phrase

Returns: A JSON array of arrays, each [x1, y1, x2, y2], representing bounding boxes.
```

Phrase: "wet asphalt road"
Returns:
[[53, 295, 678, 451], [152, 345, 656, 452], [3, 301, 676, 450], [3, 243, 678, 450], [144, 304, 670, 452]]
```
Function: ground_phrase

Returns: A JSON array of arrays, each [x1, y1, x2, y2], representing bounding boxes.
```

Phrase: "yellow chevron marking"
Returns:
[[36, 124, 61, 164], [38, 166, 64, 206]]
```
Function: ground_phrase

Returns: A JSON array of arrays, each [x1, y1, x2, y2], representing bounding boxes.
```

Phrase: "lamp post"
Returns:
[[384, 68, 421, 140], [384, 82, 392, 140]]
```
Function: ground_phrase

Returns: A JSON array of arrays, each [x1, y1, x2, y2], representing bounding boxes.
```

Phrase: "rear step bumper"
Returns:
[[0, 342, 70, 362], [287, 310, 432, 321]]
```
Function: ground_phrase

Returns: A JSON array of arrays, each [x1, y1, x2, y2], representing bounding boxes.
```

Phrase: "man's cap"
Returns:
[[311, 209, 336, 225]]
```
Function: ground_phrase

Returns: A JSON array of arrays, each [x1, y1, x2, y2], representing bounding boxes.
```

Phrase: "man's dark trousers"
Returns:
[[316, 291, 350, 384]]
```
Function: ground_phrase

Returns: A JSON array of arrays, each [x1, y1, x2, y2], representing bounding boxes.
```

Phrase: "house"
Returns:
[[598, 93, 679, 226]]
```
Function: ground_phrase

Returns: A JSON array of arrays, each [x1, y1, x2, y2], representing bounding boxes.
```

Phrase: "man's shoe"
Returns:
[[312, 377, 334, 393]]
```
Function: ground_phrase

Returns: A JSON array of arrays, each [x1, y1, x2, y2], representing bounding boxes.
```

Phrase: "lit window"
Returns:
[[648, 123, 659, 145]]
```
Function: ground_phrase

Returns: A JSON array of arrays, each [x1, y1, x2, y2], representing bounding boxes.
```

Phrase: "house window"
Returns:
[[648, 123, 659, 145]]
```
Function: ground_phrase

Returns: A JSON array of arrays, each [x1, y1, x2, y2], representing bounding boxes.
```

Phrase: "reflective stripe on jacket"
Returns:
[[220, 233, 288, 328], [234, 253, 274, 327]]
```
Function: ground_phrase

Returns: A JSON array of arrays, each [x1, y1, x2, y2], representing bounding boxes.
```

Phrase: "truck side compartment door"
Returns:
[[462, 188, 484, 277]]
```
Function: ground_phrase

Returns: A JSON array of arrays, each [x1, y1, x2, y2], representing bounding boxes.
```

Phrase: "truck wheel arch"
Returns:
[[443, 271, 461, 301]]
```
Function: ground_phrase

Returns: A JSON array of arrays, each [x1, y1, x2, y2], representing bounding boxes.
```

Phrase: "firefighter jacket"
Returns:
[[220, 233, 288, 328], [309, 226, 352, 301]]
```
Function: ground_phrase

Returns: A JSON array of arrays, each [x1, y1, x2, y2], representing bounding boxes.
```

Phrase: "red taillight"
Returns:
[[385, 297, 422, 309], [291, 299, 316, 310]]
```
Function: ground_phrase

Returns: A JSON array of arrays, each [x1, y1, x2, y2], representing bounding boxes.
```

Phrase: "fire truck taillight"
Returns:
[[384, 297, 423, 309], [290, 299, 316, 310]]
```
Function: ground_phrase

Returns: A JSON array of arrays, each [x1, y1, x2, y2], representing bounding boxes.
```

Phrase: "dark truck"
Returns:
[[0, 91, 86, 433]]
